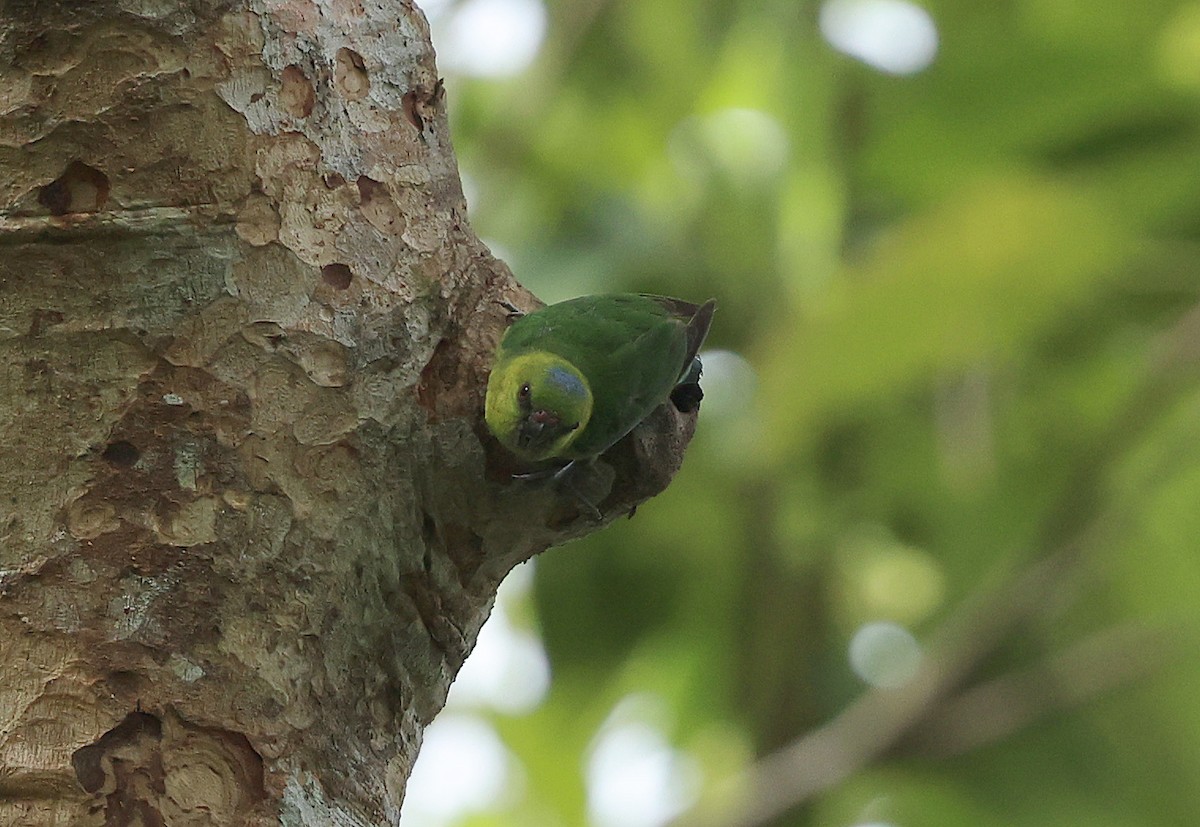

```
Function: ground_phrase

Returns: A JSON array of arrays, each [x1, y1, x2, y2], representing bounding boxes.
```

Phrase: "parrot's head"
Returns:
[[485, 351, 593, 462]]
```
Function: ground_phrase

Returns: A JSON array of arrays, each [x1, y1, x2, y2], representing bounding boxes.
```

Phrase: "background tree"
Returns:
[[0, 2, 695, 824]]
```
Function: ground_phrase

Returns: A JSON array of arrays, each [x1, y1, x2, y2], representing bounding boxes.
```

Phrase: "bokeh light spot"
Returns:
[[435, 0, 547, 78], [820, 0, 938, 75], [403, 714, 520, 825], [696, 349, 757, 421], [836, 528, 947, 626], [848, 621, 923, 688], [586, 696, 702, 827], [668, 108, 790, 187]]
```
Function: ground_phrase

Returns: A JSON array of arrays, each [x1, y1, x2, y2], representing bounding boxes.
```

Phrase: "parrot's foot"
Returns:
[[554, 461, 603, 521], [512, 460, 604, 521]]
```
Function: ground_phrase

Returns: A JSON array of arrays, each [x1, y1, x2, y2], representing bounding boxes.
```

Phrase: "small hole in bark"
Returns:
[[334, 47, 370, 100], [107, 669, 142, 695], [102, 440, 140, 467], [402, 79, 444, 134], [355, 176, 403, 234], [402, 90, 424, 132], [321, 263, 352, 290], [280, 64, 315, 118], [71, 744, 106, 793], [38, 161, 109, 215], [71, 709, 162, 794], [356, 175, 388, 202]]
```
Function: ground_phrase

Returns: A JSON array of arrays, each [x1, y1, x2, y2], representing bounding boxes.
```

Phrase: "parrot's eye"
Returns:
[[518, 382, 531, 400]]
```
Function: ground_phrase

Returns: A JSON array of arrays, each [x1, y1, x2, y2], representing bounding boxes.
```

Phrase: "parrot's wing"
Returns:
[[641, 295, 716, 380], [680, 298, 715, 377]]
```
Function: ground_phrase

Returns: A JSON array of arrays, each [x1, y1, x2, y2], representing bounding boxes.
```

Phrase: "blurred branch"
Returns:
[[906, 620, 1179, 758]]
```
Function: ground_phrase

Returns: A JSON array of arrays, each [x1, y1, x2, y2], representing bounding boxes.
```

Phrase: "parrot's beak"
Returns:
[[516, 411, 577, 454], [517, 412, 555, 451]]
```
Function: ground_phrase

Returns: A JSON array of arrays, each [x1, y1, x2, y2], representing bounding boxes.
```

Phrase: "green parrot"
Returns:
[[485, 293, 716, 472]]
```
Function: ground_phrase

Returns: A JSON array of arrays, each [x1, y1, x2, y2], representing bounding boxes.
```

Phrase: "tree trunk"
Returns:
[[0, 2, 698, 824]]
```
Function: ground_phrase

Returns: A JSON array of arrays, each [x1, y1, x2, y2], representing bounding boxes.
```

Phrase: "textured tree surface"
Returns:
[[0, 2, 699, 824]]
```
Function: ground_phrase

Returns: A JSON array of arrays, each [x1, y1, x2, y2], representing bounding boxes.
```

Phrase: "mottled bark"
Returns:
[[0, 2, 698, 825]]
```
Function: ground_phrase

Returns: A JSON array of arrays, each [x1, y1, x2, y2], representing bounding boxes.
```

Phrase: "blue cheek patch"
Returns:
[[546, 366, 586, 398]]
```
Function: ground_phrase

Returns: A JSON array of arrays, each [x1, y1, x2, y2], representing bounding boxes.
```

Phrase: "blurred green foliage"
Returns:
[[439, 0, 1200, 824]]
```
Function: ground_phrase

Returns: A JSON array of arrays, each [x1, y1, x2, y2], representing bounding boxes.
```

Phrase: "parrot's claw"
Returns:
[[510, 467, 561, 483], [497, 299, 525, 320], [511, 459, 577, 483]]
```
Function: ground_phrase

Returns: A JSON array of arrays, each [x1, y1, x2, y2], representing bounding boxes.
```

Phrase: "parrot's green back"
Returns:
[[490, 293, 715, 460]]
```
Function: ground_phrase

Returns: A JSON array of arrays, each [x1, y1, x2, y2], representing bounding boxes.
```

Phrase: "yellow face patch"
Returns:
[[485, 351, 593, 462]]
